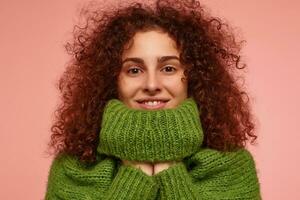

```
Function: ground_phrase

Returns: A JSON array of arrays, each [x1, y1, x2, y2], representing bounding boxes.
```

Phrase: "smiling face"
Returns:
[[117, 30, 188, 110]]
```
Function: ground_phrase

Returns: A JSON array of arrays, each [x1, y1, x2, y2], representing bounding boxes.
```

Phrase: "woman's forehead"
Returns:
[[122, 30, 180, 60]]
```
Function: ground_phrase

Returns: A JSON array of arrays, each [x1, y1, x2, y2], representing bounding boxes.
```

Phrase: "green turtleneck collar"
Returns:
[[97, 98, 204, 162]]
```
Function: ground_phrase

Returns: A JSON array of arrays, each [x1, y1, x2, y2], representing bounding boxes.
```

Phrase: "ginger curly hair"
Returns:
[[48, 0, 258, 163]]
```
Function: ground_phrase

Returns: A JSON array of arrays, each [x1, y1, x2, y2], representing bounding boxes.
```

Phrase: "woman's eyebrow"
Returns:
[[122, 56, 180, 65], [122, 57, 144, 65], [158, 56, 180, 63]]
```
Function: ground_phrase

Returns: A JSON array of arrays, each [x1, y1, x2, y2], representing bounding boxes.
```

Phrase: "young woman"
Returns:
[[45, 0, 261, 199]]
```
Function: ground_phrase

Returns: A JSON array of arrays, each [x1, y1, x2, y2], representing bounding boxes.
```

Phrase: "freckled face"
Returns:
[[117, 30, 188, 110]]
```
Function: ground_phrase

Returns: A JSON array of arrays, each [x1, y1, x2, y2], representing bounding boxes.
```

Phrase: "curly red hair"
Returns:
[[48, 0, 258, 163]]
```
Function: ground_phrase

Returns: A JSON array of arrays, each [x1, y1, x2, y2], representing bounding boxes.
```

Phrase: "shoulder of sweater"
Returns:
[[183, 148, 261, 198], [184, 147, 258, 178], [188, 147, 255, 163], [47, 153, 120, 183], [50, 153, 120, 166], [45, 154, 122, 199]]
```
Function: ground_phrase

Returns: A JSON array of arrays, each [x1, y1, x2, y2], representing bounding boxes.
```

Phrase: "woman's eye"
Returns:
[[127, 67, 142, 75], [162, 65, 176, 73]]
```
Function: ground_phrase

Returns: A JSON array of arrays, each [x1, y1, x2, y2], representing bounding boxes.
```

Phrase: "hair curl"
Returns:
[[48, 0, 258, 163]]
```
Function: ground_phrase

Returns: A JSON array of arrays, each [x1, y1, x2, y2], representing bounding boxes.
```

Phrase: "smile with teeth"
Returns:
[[137, 100, 169, 109], [142, 101, 163, 106]]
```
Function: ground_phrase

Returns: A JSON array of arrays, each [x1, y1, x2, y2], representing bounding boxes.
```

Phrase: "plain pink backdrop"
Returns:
[[1, 0, 299, 199]]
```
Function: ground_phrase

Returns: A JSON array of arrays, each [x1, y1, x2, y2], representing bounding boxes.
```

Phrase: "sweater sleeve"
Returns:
[[45, 154, 158, 200], [153, 148, 261, 200]]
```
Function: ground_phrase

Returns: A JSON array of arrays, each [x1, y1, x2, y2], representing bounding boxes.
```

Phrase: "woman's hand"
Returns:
[[122, 160, 154, 176]]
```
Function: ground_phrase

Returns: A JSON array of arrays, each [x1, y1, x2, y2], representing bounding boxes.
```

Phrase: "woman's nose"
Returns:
[[142, 72, 162, 94]]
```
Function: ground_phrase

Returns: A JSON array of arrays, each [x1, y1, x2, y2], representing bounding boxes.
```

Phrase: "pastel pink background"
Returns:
[[0, 0, 299, 199]]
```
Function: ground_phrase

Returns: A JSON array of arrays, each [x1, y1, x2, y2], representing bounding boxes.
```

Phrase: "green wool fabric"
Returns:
[[97, 98, 204, 162], [45, 98, 261, 200]]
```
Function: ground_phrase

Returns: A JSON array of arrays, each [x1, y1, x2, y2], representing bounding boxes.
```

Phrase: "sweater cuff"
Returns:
[[154, 162, 199, 199], [106, 165, 158, 199]]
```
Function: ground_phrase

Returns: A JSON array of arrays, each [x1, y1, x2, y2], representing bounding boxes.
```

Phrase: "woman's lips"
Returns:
[[136, 100, 169, 110]]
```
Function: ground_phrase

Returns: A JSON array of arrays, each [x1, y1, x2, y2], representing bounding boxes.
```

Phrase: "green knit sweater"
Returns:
[[45, 98, 261, 199]]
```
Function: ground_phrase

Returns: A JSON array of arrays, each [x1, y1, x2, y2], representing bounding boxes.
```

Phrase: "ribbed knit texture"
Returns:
[[45, 98, 261, 199], [97, 97, 203, 162], [154, 148, 261, 200]]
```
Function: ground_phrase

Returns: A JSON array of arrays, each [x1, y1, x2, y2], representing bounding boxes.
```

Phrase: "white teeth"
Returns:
[[143, 101, 161, 106]]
